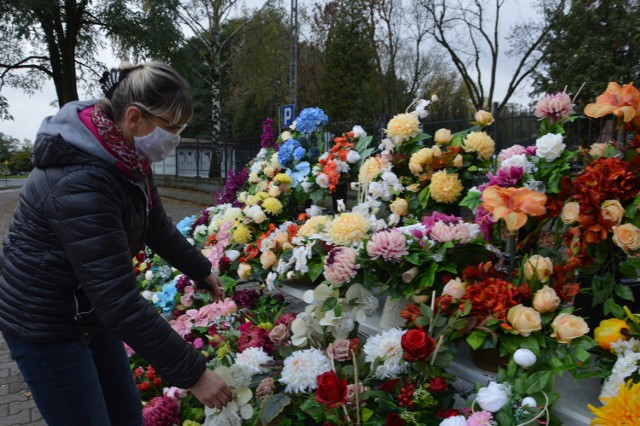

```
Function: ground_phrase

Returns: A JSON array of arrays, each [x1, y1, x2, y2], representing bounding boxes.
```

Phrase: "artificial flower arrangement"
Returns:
[[588, 306, 640, 424]]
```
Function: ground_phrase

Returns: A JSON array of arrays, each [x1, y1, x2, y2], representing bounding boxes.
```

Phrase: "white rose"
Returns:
[[513, 348, 537, 368], [315, 173, 330, 188], [500, 154, 533, 174], [301, 181, 313, 193], [535, 133, 566, 161], [476, 381, 511, 412], [346, 150, 361, 164], [224, 250, 240, 262], [439, 416, 466, 426], [281, 130, 292, 141], [352, 125, 367, 139], [144, 270, 154, 281], [248, 172, 260, 183], [442, 278, 466, 299]]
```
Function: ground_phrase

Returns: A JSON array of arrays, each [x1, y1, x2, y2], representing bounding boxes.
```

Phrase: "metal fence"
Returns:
[[152, 107, 610, 178]]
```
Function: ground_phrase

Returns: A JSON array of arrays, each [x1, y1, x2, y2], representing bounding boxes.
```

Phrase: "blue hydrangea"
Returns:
[[286, 161, 310, 188], [278, 139, 305, 168], [176, 214, 197, 236], [153, 279, 178, 314], [295, 107, 328, 134]]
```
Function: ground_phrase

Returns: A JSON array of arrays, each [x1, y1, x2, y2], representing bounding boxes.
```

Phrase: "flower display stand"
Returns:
[[276, 281, 601, 425]]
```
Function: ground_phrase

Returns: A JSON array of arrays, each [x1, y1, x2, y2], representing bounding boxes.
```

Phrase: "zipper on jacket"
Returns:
[[73, 284, 95, 321]]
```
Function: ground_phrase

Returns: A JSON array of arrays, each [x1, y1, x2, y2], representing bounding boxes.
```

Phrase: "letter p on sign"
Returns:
[[280, 104, 295, 129]]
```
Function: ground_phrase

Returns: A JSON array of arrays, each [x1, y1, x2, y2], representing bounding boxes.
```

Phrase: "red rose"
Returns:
[[380, 379, 399, 392], [218, 256, 232, 273], [401, 329, 436, 362], [436, 408, 460, 418], [384, 413, 405, 426], [350, 337, 361, 356], [315, 371, 347, 409], [428, 377, 448, 393]]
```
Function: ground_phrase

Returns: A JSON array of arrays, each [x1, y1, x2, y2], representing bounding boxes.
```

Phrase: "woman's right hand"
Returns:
[[189, 369, 233, 409]]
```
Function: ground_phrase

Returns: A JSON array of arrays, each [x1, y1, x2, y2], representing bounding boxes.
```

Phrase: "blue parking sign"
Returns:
[[280, 104, 296, 128]]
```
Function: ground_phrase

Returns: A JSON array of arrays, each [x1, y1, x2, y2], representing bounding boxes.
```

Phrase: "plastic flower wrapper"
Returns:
[[203, 365, 254, 425]]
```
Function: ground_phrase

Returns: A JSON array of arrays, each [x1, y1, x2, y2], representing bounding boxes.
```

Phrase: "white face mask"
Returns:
[[134, 125, 181, 162]]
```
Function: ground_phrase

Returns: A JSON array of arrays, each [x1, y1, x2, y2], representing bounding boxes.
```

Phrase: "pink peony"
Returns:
[[366, 229, 408, 263], [324, 247, 359, 285], [466, 410, 494, 426], [497, 144, 528, 163], [142, 396, 180, 426], [429, 221, 472, 243], [535, 92, 574, 123]]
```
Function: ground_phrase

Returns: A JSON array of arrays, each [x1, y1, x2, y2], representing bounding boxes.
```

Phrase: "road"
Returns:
[[0, 180, 27, 188]]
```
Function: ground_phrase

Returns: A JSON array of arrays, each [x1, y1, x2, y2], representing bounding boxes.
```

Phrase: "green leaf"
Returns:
[[524, 371, 553, 394], [614, 283, 635, 302], [604, 298, 625, 317], [307, 262, 323, 283], [220, 275, 237, 292], [321, 297, 338, 312], [418, 186, 430, 208], [466, 330, 488, 350], [260, 393, 291, 424], [355, 135, 373, 154], [361, 407, 374, 422]]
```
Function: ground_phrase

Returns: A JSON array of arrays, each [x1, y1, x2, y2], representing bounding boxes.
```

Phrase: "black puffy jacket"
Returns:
[[0, 100, 211, 388]]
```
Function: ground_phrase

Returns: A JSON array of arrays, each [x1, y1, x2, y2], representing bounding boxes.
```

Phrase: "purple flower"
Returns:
[[475, 204, 494, 241], [232, 289, 261, 309], [191, 209, 210, 234], [480, 166, 524, 190], [261, 117, 277, 149], [213, 167, 249, 206]]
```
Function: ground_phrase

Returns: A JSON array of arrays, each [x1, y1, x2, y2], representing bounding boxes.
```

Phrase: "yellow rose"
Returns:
[[434, 128, 453, 145], [386, 112, 421, 143], [390, 198, 409, 216], [462, 131, 495, 160], [249, 172, 260, 183], [507, 304, 542, 337], [561, 201, 579, 225], [430, 171, 463, 204], [524, 255, 553, 283], [532, 285, 560, 314], [551, 313, 589, 343], [474, 110, 494, 126], [237, 263, 252, 280], [268, 186, 281, 198], [260, 251, 277, 269], [612, 223, 640, 253], [453, 154, 463, 168], [589, 142, 608, 157], [431, 145, 442, 157], [409, 148, 433, 175], [406, 183, 421, 192], [263, 166, 276, 178], [594, 318, 630, 351], [601, 199, 624, 224]]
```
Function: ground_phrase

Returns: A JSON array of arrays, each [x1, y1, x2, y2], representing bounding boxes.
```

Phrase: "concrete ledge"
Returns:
[[154, 175, 224, 193]]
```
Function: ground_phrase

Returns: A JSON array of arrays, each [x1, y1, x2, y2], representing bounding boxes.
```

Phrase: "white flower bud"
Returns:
[[513, 348, 537, 368], [521, 397, 537, 408]]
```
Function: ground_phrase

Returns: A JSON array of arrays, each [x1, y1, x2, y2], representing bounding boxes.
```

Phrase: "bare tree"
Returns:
[[419, 0, 564, 112], [175, 0, 277, 176]]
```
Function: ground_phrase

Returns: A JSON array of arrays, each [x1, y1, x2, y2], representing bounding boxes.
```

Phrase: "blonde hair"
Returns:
[[99, 61, 193, 126]]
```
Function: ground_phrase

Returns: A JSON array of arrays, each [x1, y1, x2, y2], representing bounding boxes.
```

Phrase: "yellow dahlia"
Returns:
[[589, 380, 640, 425], [298, 215, 330, 237], [462, 131, 495, 160], [262, 197, 283, 215], [409, 148, 434, 175], [257, 191, 270, 200], [232, 224, 252, 244], [358, 156, 391, 184], [273, 173, 292, 185], [386, 113, 421, 142], [328, 213, 370, 246], [430, 171, 463, 203]]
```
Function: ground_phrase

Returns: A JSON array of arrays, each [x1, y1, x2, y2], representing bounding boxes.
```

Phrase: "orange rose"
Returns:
[[612, 223, 640, 253], [594, 318, 630, 351], [532, 286, 561, 314], [601, 200, 625, 224], [260, 251, 277, 269], [482, 185, 547, 232], [561, 202, 579, 225], [551, 313, 589, 343]]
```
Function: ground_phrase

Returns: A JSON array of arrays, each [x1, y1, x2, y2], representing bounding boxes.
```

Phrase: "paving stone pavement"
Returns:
[[0, 185, 304, 425]]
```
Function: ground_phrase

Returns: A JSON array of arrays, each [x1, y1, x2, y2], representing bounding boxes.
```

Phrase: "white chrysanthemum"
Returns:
[[229, 364, 254, 389], [235, 348, 273, 375], [363, 328, 406, 379], [611, 337, 640, 355], [280, 348, 332, 393]]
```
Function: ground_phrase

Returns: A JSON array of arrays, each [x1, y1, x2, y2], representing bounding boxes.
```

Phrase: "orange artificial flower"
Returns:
[[584, 82, 640, 123], [482, 185, 547, 232]]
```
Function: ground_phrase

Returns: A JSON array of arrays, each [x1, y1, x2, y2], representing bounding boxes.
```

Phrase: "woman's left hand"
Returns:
[[201, 271, 224, 302]]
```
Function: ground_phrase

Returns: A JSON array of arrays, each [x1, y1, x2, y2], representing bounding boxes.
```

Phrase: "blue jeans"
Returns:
[[3, 328, 143, 426]]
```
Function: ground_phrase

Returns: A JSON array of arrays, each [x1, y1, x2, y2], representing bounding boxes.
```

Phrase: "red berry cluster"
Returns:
[[133, 251, 150, 275], [398, 383, 415, 408], [133, 365, 163, 395]]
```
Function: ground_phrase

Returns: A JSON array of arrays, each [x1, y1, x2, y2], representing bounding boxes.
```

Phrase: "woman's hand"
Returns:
[[201, 271, 224, 302], [190, 369, 232, 409]]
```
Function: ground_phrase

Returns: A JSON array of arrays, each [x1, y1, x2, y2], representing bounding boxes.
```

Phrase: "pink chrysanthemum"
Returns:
[[366, 229, 408, 263], [324, 247, 359, 285], [497, 144, 528, 163], [142, 396, 180, 426], [237, 323, 275, 355], [466, 410, 494, 426], [535, 92, 573, 123], [429, 221, 472, 244]]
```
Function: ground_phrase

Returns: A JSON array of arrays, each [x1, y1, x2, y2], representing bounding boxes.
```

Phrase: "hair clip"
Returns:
[[99, 68, 126, 99]]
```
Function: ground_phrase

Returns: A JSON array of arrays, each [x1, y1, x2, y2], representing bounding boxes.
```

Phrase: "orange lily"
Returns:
[[482, 185, 547, 232], [584, 82, 640, 123]]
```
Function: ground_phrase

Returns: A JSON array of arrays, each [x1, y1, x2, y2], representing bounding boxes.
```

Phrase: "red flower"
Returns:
[[401, 329, 436, 362], [436, 408, 460, 418], [315, 371, 347, 409], [349, 337, 361, 356], [428, 377, 448, 393], [380, 379, 399, 392], [384, 413, 405, 426], [218, 256, 232, 273]]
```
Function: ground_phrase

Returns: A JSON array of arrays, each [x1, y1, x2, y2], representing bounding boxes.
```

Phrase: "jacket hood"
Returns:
[[33, 100, 122, 170]]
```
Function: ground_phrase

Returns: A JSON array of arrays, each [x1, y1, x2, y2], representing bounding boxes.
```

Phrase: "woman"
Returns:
[[0, 61, 231, 425]]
